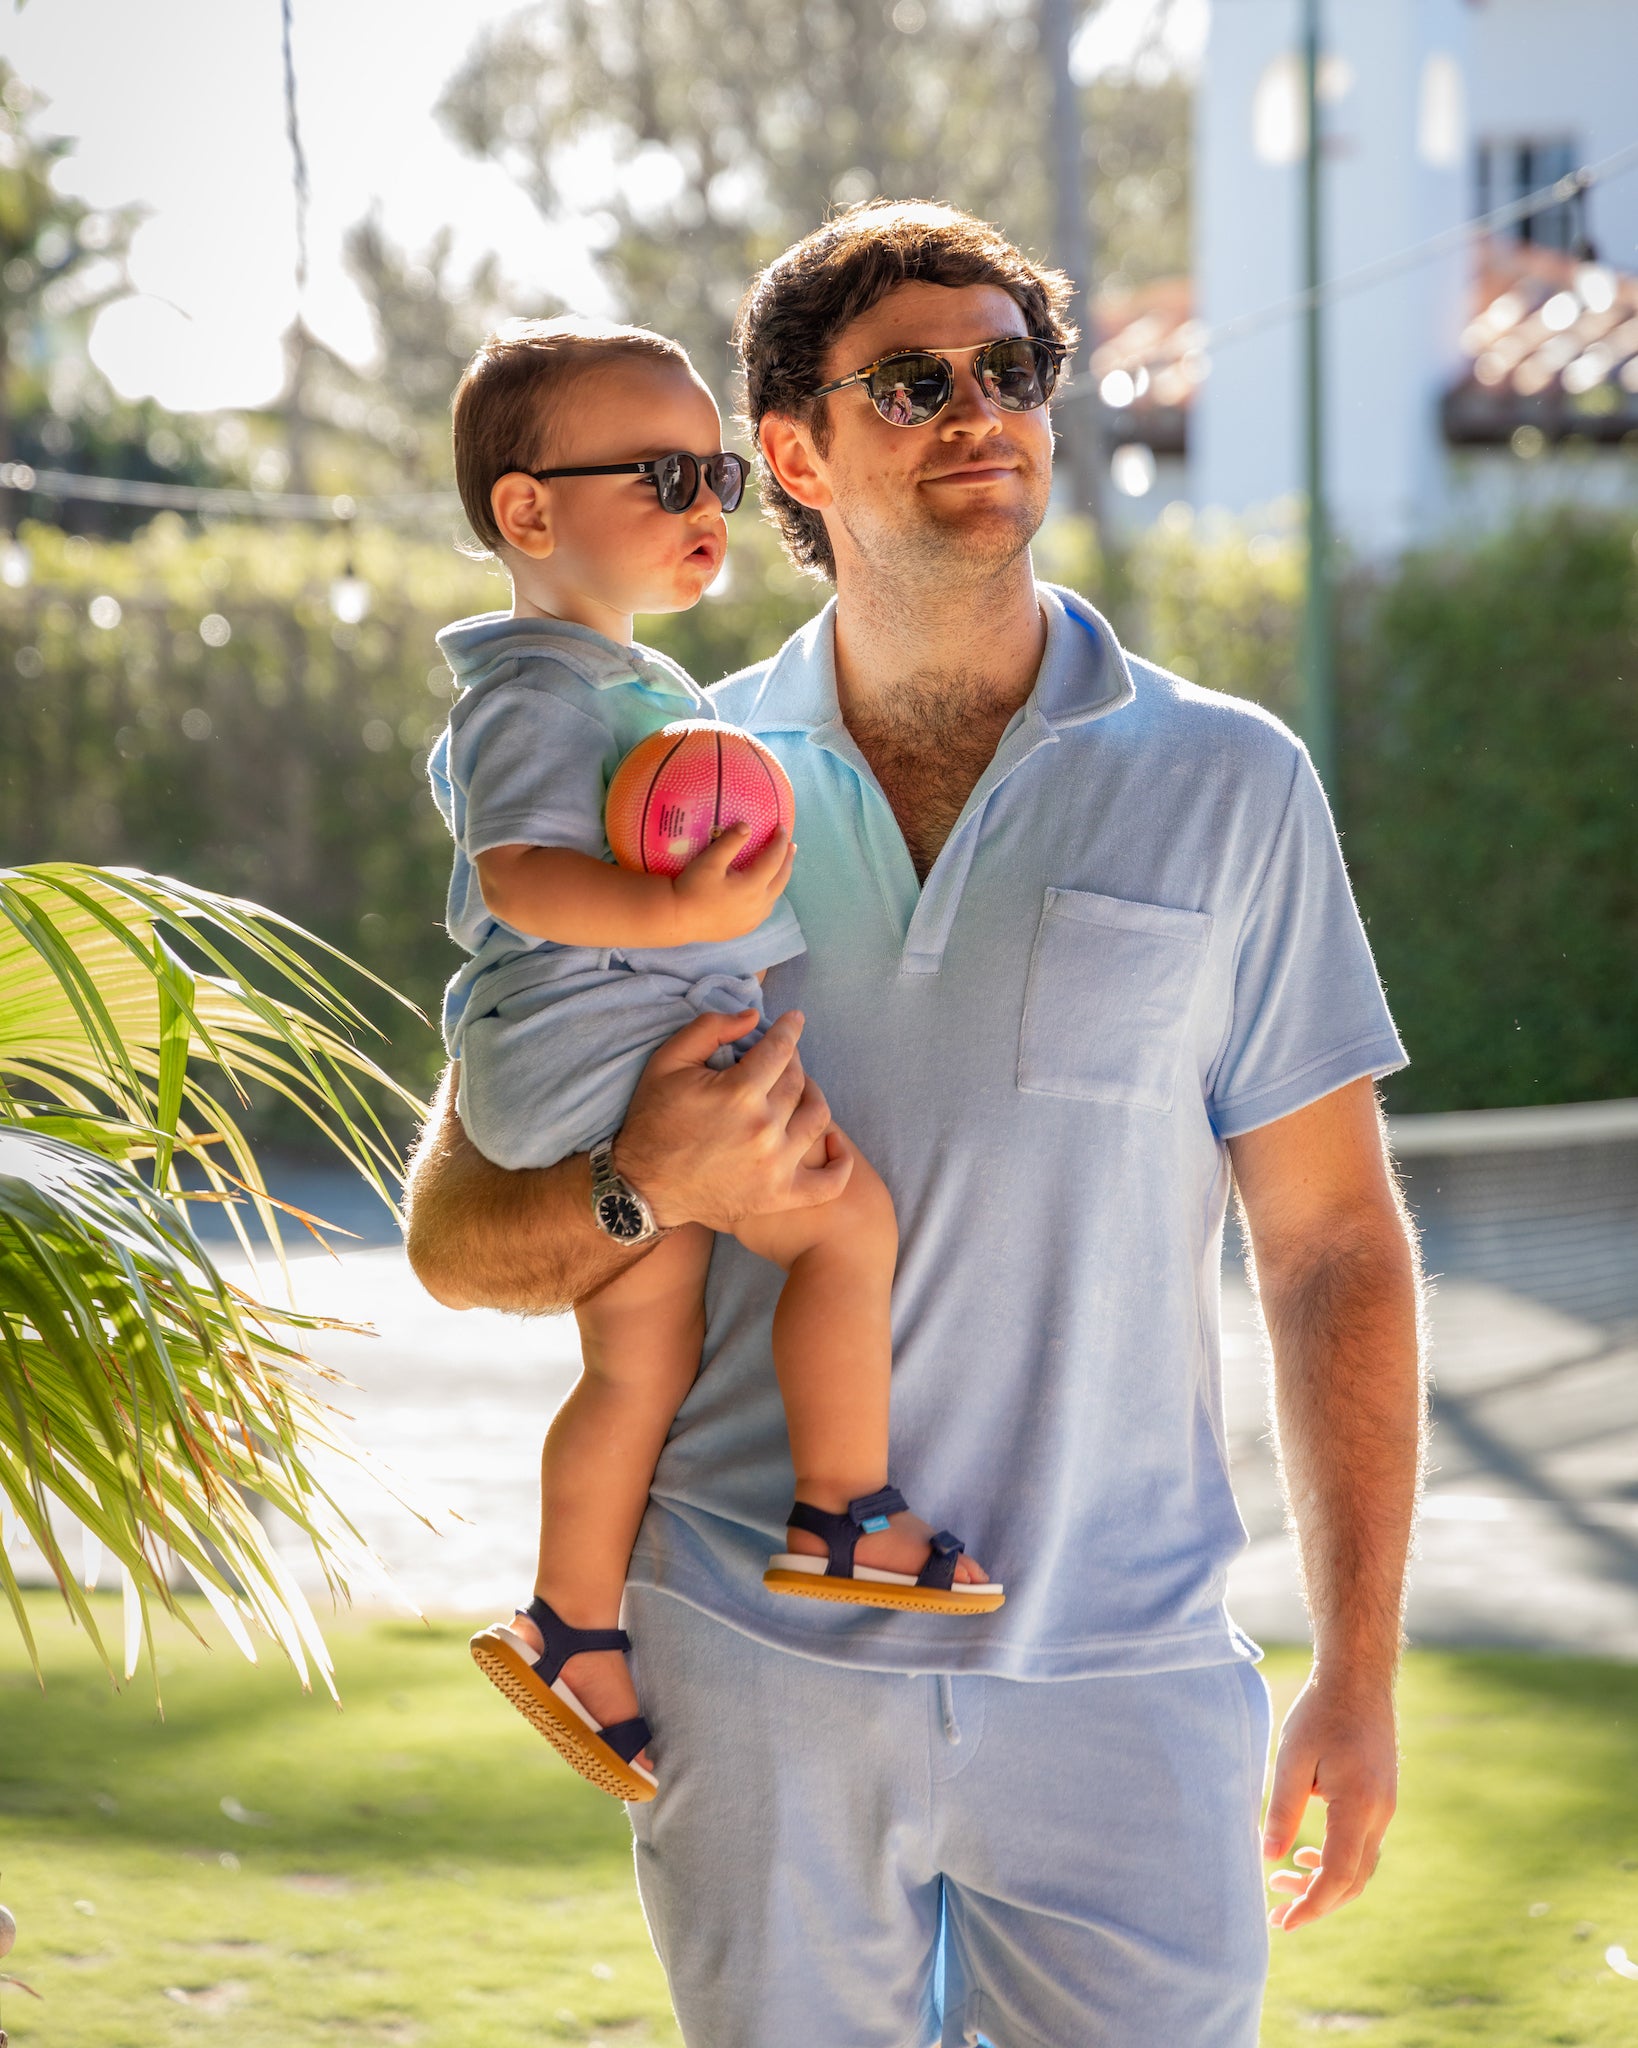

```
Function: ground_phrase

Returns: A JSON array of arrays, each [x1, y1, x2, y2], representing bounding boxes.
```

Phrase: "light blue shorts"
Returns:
[[624, 1587, 1271, 2048], [455, 966, 766, 1171]]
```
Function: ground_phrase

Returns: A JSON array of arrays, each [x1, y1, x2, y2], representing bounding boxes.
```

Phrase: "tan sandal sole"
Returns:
[[763, 1568, 1005, 1616], [470, 1628, 656, 1803]]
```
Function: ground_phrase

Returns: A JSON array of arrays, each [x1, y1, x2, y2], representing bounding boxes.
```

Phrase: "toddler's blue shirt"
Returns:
[[627, 582, 1407, 1679], [428, 612, 804, 1053]]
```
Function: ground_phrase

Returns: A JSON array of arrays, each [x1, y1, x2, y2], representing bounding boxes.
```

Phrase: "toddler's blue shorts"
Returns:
[[456, 965, 767, 1170]]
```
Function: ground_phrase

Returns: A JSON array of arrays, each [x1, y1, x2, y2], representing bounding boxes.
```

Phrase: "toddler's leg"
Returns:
[[508, 1223, 713, 1761], [733, 1136, 990, 1587]]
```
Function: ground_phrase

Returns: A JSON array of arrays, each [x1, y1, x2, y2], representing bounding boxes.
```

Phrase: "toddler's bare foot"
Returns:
[[507, 1610, 653, 1775], [786, 1509, 990, 1585]]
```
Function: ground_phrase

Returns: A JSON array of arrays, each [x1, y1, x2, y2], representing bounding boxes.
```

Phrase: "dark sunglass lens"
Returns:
[[866, 354, 951, 426], [653, 452, 695, 512], [982, 339, 1057, 412], [707, 453, 746, 513]]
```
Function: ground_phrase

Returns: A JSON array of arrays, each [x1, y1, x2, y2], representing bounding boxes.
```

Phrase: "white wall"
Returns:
[[1469, 0, 1638, 272], [1193, 0, 1472, 551], [1193, 0, 1302, 520]]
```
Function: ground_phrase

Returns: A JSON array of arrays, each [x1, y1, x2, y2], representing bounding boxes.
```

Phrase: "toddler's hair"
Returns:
[[452, 317, 693, 553]]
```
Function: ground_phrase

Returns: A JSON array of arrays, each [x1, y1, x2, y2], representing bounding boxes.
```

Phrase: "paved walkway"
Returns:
[[235, 1244, 1638, 1658]]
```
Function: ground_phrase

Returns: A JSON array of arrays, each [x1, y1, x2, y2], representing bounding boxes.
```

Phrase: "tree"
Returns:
[[248, 215, 563, 497], [0, 64, 135, 460], [436, 2, 1189, 402], [336, 212, 560, 487], [0, 63, 236, 530]]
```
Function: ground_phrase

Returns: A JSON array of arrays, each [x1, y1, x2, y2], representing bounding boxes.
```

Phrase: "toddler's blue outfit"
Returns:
[[427, 612, 804, 1170]]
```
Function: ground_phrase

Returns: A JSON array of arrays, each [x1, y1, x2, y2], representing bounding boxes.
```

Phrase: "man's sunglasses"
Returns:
[[526, 450, 747, 515], [811, 336, 1066, 428]]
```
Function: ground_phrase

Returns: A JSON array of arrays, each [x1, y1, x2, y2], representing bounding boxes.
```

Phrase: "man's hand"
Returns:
[[613, 1005, 850, 1230], [400, 1007, 846, 1317], [668, 826, 795, 944], [1230, 1077, 1422, 1934], [1263, 1667, 1399, 1931]]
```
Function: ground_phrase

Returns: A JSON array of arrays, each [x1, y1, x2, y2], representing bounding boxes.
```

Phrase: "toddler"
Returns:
[[427, 318, 1000, 1802]]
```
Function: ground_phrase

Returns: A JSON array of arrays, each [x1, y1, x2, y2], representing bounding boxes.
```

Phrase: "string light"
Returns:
[[0, 462, 457, 528], [329, 569, 371, 624]]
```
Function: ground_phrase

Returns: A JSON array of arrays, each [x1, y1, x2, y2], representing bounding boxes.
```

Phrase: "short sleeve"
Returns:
[[452, 682, 618, 861], [1207, 748, 1407, 1138]]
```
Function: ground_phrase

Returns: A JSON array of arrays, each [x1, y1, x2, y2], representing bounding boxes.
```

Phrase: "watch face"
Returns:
[[596, 1189, 649, 1243]]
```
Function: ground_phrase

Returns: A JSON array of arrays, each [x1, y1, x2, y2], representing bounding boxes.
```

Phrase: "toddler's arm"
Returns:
[[476, 825, 794, 950]]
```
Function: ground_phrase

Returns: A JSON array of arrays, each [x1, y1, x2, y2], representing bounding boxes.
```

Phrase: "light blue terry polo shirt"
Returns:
[[626, 581, 1407, 1681]]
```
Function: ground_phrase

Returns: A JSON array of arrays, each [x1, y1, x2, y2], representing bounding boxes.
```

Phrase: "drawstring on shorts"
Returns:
[[937, 1673, 961, 1746]]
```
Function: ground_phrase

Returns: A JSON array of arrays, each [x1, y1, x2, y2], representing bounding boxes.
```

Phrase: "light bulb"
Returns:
[[0, 536, 31, 589], [329, 571, 371, 624]]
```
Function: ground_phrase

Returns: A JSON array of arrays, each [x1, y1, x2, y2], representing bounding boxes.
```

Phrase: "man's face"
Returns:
[[796, 281, 1055, 587]]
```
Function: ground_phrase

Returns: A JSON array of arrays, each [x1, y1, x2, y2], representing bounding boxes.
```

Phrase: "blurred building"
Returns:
[[1094, 0, 1638, 547]]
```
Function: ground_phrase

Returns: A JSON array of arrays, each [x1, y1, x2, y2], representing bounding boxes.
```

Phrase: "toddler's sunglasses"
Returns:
[[527, 449, 747, 515], [812, 335, 1065, 428]]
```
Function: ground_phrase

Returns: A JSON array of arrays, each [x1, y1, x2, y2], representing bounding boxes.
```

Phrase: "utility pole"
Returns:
[[1299, 0, 1336, 791], [281, 320, 315, 496], [1037, 0, 1105, 529]]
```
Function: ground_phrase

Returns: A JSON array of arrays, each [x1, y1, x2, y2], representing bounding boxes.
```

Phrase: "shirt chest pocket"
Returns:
[[1018, 888, 1212, 1113]]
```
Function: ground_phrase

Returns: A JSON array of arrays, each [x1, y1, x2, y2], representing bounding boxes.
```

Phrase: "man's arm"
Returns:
[[1228, 1074, 1426, 1933], [402, 1007, 849, 1317], [401, 1064, 615, 1314]]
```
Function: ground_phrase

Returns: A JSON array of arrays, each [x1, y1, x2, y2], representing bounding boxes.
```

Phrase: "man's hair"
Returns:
[[733, 201, 1077, 580], [452, 316, 693, 553]]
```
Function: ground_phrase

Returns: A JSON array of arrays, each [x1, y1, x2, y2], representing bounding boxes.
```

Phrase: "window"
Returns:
[[1475, 137, 1583, 251]]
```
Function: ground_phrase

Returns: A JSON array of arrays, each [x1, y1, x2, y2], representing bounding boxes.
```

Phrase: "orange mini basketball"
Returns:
[[604, 720, 795, 877]]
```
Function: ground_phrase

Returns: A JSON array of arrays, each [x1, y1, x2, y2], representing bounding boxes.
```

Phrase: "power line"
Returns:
[[1054, 133, 1638, 399], [4, 134, 1634, 522], [1204, 137, 1638, 355]]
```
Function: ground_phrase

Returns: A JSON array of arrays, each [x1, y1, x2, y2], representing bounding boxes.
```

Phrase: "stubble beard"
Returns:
[[831, 457, 1050, 604]]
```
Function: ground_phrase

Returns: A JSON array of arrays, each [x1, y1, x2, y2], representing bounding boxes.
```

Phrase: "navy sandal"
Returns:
[[469, 1595, 657, 1801], [763, 1486, 1004, 1615]]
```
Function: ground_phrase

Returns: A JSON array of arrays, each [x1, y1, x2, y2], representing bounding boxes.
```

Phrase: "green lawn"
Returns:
[[1258, 1649, 1638, 2048], [0, 1600, 679, 2048], [0, 1602, 1635, 2046]]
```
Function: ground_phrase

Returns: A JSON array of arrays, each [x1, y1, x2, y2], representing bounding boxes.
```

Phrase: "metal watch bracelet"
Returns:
[[589, 1137, 663, 1246]]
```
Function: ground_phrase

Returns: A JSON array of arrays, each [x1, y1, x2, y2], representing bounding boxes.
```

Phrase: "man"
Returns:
[[406, 202, 1424, 2048]]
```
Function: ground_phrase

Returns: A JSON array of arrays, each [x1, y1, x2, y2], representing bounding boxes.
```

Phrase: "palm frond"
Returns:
[[0, 1129, 420, 1692], [0, 863, 438, 1689], [0, 864, 427, 1275]]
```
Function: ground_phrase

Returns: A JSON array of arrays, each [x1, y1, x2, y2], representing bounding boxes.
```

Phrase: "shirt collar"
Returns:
[[436, 610, 702, 702], [735, 580, 1135, 739]]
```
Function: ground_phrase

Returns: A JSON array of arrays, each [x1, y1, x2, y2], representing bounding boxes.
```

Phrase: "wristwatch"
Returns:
[[589, 1137, 663, 1246]]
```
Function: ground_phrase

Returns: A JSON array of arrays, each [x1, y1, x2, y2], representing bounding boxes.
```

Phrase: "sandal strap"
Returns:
[[848, 1485, 908, 1530], [785, 1487, 909, 1579], [917, 1530, 965, 1592], [597, 1715, 653, 1767], [521, 1595, 631, 1686]]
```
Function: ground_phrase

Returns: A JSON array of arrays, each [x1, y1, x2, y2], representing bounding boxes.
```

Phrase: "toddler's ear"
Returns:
[[491, 472, 556, 559]]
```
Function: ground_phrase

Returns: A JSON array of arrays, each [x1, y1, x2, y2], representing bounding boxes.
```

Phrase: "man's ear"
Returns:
[[490, 472, 556, 559], [758, 413, 833, 514]]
